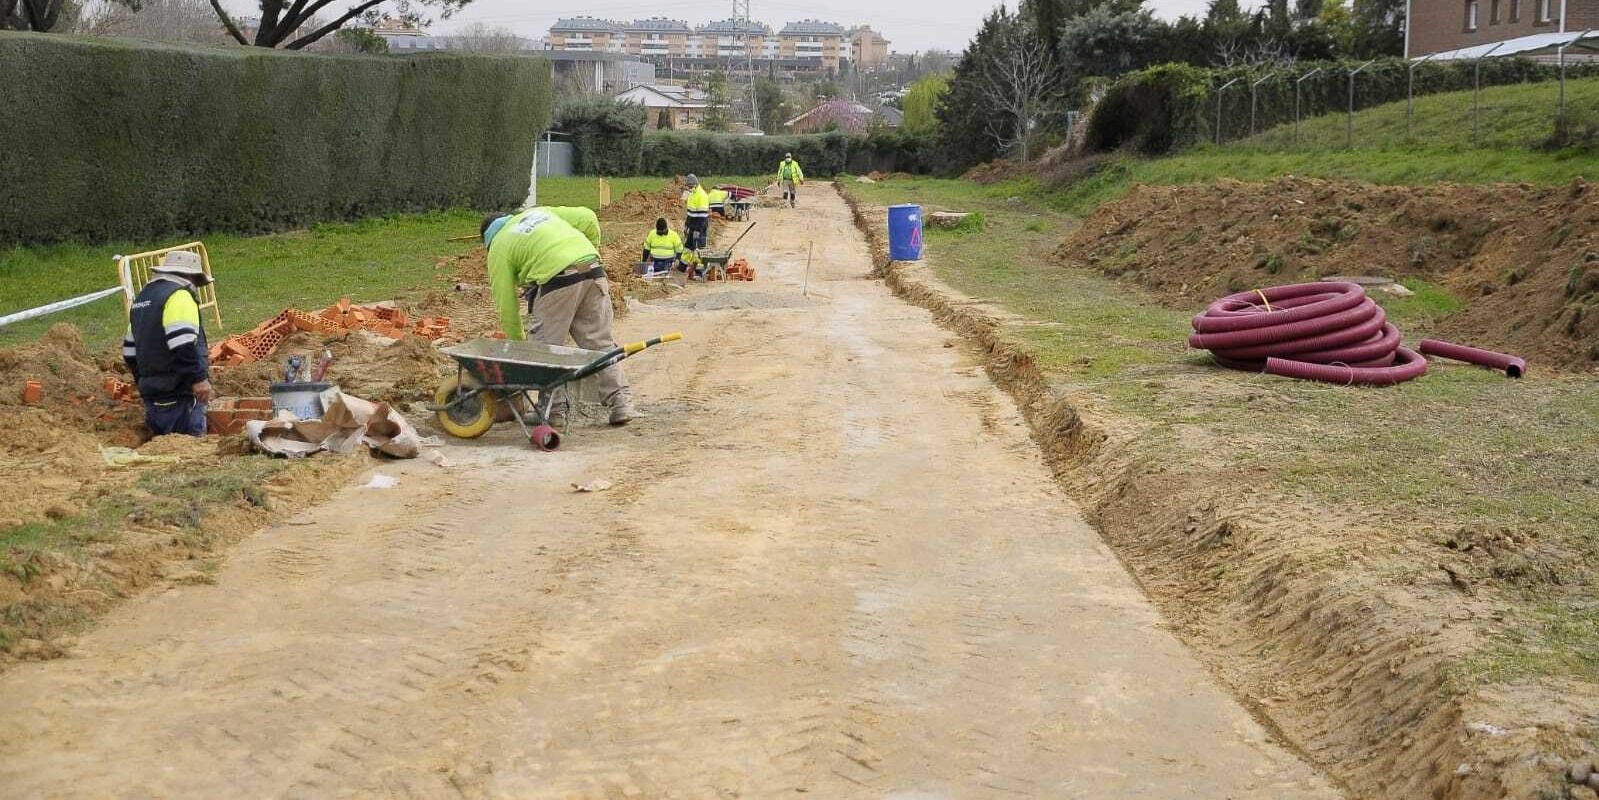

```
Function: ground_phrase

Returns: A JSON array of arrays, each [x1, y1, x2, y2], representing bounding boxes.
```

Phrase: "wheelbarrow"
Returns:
[[684, 222, 757, 283], [430, 333, 682, 450]]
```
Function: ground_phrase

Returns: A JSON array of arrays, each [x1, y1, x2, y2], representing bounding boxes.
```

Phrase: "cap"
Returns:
[[685, 174, 699, 186], [151, 250, 212, 286], [785, 152, 792, 158]]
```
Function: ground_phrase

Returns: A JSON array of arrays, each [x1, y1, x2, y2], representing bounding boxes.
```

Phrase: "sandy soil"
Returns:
[[1062, 176, 1599, 370], [0, 187, 1339, 797]]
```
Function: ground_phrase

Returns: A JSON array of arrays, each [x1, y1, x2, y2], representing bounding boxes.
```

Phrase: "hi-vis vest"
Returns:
[[686, 186, 711, 219], [645, 229, 683, 260]]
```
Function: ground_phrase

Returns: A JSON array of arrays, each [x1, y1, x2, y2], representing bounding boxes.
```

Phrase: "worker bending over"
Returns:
[[707, 186, 730, 218], [123, 251, 213, 436], [641, 217, 683, 277], [482, 206, 636, 425], [684, 174, 711, 251], [778, 153, 804, 208]]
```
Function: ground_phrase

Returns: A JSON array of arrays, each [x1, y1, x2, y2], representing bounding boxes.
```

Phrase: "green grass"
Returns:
[[1, 454, 295, 647], [848, 177, 1599, 685], [0, 175, 710, 351], [1246, 75, 1599, 152], [1033, 147, 1599, 217]]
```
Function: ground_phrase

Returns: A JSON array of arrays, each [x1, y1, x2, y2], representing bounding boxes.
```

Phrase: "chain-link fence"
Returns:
[[1204, 52, 1599, 151]]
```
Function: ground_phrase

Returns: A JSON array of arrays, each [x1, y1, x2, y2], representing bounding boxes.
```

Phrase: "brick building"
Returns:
[[1407, 0, 1596, 56], [849, 26, 891, 69]]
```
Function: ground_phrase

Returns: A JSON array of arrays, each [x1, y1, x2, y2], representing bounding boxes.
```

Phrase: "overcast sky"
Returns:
[[418, 0, 1219, 54]]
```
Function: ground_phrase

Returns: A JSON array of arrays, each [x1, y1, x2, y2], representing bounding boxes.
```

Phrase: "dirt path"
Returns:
[[0, 187, 1340, 798]]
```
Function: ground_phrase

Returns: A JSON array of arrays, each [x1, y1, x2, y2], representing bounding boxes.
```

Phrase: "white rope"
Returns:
[[0, 287, 123, 329]]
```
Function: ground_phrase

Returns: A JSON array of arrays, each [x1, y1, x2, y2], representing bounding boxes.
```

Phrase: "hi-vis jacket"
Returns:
[[778, 159, 804, 182], [645, 229, 684, 260], [685, 185, 711, 220], [485, 206, 603, 340], [123, 278, 208, 402]]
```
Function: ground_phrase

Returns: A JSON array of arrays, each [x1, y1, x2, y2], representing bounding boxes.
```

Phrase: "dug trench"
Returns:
[[841, 182, 1599, 800]]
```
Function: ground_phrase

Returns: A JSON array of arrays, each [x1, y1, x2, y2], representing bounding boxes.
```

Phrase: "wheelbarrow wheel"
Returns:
[[434, 374, 498, 439]]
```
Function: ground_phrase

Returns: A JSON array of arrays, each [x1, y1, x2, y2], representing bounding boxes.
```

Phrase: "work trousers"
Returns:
[[144, 396, 206, 437], [528, 269, 629, 404], [684, 216, 709, 250], [781, 179, 798, 205]]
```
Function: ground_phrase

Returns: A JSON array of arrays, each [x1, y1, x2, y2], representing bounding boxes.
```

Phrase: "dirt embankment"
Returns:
[[1061, 176, 1599, 370], [0, 179, 713, 660], [839, 183, 1599, 800]]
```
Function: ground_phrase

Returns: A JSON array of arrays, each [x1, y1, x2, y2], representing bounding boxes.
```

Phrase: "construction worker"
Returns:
[[684, 174, 711, 252], [640, 217, 683, 277], [122, 251, 212, 436], [778, 153, 804, 208], [707, 186, 730, 218], [481, 206, 636, 426]]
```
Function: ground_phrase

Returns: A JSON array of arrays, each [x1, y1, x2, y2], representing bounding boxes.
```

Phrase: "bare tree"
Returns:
[[74, 0, 226, 43], [978, 19, 1059, 162], [1215, 35, 1294, 68], [1, 0, 85, 31], [208, 0, 470, 50], [443, 21, 529, 52]]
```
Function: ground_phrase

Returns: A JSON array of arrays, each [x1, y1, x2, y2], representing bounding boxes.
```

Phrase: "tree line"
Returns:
[[933, 0, 1406, 171]]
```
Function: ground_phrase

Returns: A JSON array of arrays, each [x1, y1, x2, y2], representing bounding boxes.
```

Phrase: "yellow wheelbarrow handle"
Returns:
[[623, 331, 684, 355]]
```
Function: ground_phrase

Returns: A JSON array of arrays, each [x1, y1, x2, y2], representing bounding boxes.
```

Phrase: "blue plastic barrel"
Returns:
[[888, 204, 923, 261]]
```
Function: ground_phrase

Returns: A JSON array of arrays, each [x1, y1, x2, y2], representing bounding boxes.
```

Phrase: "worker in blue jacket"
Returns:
[[123, 252, 213, 436]]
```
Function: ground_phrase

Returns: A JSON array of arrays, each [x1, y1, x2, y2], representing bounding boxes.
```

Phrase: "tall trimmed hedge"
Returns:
[[0, 33, 552, 245], [1085, 56, 1599, 155], [641, 132, 851, 177]]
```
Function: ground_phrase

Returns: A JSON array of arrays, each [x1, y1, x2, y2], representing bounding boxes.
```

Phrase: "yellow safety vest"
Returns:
[[645, 229, 683, 260]]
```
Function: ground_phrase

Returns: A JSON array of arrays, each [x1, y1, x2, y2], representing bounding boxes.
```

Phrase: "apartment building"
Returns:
[[777, 19, 846, 70], [848, 26, 891, 68], [549, 16, 860, 74], [548, 16, 622, 52]]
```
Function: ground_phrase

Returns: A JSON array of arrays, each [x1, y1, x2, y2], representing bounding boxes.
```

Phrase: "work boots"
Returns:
[[605, 391, 637, 426]]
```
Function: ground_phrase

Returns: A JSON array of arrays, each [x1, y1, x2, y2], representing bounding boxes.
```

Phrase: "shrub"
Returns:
[[0, 32, 551, 246], [554, 96, 646, 175], [641, 131, 850, 176]]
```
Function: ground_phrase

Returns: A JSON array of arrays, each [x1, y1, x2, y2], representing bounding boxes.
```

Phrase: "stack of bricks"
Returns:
[[205, 397, 274, 434], [102, 377, 139, 404], [207, 299, 451, 367], [725, 259, 757, 282]]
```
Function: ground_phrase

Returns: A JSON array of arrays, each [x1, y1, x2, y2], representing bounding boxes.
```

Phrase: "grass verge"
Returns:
[[846, 176, 1599, 797], [0, 175, 728, 350]]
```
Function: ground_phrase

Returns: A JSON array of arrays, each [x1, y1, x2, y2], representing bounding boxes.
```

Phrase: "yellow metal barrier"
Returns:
[[115, 241, 223, 332]]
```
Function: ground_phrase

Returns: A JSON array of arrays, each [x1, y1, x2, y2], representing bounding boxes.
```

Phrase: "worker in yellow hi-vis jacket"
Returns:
[[778, 153, 804, 208]]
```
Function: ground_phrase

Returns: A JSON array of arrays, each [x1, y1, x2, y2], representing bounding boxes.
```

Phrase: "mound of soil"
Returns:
[[1061, 176, 1599, 370], [963, 160, 1028, 184], [211, 331, 455, 403]]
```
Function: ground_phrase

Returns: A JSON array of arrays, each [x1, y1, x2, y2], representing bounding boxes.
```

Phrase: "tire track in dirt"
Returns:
[[0, 186, 1340, 798]]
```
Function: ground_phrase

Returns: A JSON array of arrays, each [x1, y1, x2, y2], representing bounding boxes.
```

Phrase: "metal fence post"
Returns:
[[1557, 32, 1592, 136], [1407, 53, 1436, 142], [1347, 60, 1376, 149], [1295, 67, 1322, 148], [1251, 72, 1276, 138], [1473, 42, 1504, 148], [1216, 77, 1241, 145]]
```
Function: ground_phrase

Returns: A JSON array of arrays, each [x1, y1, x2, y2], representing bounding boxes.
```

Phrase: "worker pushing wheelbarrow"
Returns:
[[431, 333, 681, 450]]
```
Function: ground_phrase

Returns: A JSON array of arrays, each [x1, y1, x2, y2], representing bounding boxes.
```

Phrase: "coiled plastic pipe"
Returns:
[[1190, 282, 1427, 385]]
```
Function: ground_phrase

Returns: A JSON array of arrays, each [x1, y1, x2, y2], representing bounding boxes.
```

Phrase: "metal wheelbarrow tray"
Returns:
[[429, 334, 680, 450]]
